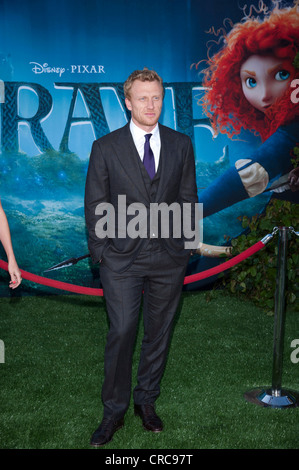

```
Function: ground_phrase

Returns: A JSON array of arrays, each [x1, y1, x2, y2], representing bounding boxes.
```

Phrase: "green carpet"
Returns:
[[0, 290, 298, 449]]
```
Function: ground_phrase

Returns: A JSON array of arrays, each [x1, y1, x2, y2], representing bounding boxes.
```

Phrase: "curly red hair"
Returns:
[[201, 2, 299, 141]]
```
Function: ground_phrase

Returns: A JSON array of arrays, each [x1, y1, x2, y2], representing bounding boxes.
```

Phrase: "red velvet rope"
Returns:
[[183, 240, 265, 285], [0, 240, 265, 296], [0, 260, 103, 296]]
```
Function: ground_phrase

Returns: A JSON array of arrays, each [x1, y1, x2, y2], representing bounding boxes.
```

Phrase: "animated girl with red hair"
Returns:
[[198, 1, 299, 217]]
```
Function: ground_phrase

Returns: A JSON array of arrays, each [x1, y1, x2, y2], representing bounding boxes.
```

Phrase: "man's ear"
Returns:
[[125, 97, 132, 111]]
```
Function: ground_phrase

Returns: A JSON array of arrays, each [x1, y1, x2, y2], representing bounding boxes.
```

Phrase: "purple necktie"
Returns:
[[143, 134, 155, 179]]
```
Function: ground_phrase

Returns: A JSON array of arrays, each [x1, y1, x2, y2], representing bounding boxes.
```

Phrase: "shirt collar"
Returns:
[[130, 120, 159, 141]]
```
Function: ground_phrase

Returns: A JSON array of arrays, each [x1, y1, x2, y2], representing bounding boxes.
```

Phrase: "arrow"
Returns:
[[44, 254, 90, 273]]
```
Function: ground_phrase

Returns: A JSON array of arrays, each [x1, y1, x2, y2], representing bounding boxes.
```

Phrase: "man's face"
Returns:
[[125, 79, 163, 131]]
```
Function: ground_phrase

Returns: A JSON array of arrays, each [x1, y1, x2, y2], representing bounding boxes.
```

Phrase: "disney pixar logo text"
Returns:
[[30, 62, 105, 77]]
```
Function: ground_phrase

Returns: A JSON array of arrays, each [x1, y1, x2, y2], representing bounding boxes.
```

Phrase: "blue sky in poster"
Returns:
[[0, 0, 249, 83]]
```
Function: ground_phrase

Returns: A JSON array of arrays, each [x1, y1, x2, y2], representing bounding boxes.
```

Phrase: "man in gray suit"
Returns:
[[85, 68, 198, 447]]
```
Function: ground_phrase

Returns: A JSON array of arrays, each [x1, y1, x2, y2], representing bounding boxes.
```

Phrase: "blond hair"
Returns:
[[124, 68, 164, 98]]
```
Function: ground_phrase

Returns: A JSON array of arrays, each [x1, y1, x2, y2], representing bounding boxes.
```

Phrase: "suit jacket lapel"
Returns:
[[114, 124, 150, 202], [112, 123, 177, 203]]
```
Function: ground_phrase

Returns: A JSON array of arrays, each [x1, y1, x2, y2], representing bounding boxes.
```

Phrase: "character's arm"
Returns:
[[199, 123, 299, 218]]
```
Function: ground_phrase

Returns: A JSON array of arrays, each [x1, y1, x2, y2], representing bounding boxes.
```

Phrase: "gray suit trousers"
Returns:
[[99, 239, 189, 420]]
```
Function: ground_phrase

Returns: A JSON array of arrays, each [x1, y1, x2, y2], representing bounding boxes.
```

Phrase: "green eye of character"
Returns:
[[275, 70, 290, 81], [245, 77, 257, 88]]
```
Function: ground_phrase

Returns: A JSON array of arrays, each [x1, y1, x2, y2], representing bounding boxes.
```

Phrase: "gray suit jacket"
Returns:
[[84, 122, 198, 273]]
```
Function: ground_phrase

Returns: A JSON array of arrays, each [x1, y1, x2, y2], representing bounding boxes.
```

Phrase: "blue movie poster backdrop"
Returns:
[[0, 0, 294, 294]]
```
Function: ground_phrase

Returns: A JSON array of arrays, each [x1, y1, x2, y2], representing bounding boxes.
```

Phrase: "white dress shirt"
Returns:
[[129, 120, 161, 173]]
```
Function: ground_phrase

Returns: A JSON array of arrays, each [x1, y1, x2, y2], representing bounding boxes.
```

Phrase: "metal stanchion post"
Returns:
[[244, 226, 299, 408]]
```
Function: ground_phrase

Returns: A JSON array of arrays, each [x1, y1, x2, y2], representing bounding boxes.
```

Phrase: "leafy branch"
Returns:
[[216, 198, 299, 314]]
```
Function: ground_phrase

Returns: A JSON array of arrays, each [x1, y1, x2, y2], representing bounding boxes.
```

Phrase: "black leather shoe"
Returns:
[[134, 404, 163, 432], [90, 417, 124, 447]]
